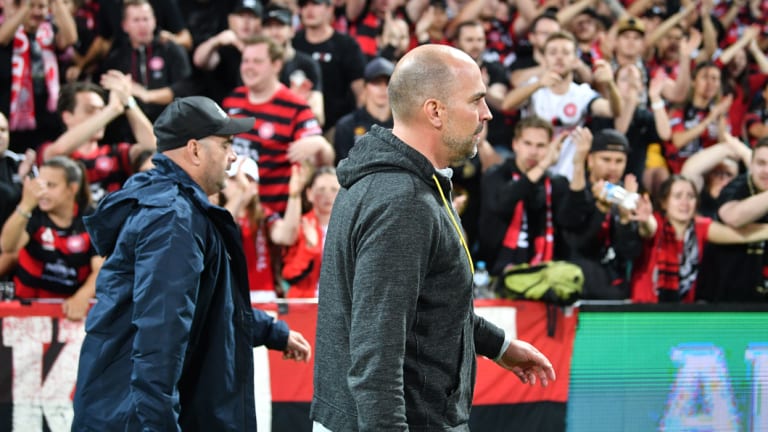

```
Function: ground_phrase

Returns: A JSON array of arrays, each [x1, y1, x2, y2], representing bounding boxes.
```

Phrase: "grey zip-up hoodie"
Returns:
[[311, 126, 506, 431]]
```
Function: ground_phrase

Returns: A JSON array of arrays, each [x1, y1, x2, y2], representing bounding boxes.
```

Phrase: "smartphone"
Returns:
[[28, 165, 39, 179]]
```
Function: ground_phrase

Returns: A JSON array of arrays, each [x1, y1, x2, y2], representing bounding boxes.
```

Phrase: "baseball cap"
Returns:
[[226, 156, 259, 181], [264, 5, 292, 25], [430, 0, 448, 9], [234, 0, 263, 16], [154, 96, 255, 153], [617, 16, 645, 36], [298, 0, 330, 7], [364, 57, 395, 82], [590, 129, 630, 154], [577, 7, 599, 19], [643, 6, 666, 19]]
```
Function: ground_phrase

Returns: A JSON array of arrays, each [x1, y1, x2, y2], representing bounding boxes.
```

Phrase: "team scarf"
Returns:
[[655, 219, 698, 302], [500, 173, 554, 266], [10, 22, 60, 131]]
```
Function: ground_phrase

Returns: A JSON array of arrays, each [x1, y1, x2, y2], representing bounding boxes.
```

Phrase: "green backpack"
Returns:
[[501, 261, 584, 305]]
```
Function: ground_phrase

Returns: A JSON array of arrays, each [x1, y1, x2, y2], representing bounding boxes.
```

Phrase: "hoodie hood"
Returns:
[[337, 125, 452, 193], [84, 154, 212, 257]]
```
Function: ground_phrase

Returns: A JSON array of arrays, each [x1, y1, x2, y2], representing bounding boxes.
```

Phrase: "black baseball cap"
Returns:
[[590, 129, 630, 154], [154, 96, 255, 153], [298, 0, 330, 7], [264, 5, 292, 25], [364, 57, 395, 82], [234, 0, 263, 17]]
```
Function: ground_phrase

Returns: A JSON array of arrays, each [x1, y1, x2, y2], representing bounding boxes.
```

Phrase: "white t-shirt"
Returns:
[[522, 79, 599, 180]]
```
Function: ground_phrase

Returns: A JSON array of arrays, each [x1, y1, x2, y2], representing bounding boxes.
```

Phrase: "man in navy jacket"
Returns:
[[73, 96, 311, 431]]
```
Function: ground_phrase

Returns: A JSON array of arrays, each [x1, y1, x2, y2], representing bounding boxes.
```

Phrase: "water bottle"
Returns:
[[601, 182, 640, 211], [0, 281, 14, 300], [473, 261, 492, 299]]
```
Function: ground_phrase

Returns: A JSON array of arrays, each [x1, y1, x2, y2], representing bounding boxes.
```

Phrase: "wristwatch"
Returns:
[[124, 97, 138, 112]]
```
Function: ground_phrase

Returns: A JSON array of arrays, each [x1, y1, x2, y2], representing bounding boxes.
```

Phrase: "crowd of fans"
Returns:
[[1, 0, 768, 318]]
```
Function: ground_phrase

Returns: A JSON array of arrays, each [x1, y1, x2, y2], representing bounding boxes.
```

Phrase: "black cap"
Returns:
[[298, 0, 330, 7], [578, 7, 599, 19], [590, 129, 630, 154], [264, 5, 292, 25], [154, 96, 255, 153], [364, 57, 395, 82], [643, 6, 666, 19], [234, 0, 263, 16], [430, 0, 448, 9]]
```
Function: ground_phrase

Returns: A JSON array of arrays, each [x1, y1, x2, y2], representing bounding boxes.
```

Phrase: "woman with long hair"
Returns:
[[215, 156, 304, 302], [631, 175, 768, 303], [0, 156, 102, 320], [282, 166, 340, 298], [664, 62, 732, 174]]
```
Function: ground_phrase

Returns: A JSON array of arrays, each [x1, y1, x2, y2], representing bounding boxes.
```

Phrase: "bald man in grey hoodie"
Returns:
[[311, 44, 556, 432]]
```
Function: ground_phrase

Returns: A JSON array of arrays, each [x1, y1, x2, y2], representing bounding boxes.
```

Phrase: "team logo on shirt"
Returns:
[[41, 227, 55, 251], [149, 56, 164, 71], [258, 122, 275, 139], [96, 156, 115, 173], [67, 235, 87, 253], [563, 103, 577, 119], [312, 52, 333, 63]]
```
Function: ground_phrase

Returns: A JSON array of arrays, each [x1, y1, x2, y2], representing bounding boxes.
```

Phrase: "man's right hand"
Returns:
[[283, 330, 312, 363]]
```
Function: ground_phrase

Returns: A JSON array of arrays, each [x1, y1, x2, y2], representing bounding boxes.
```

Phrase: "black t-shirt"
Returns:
[[280, 50, 323, 93], [507, 44, 537, 73], [97, 0, 186, 44], [203, 44, 243, 105], [482, 60, 514, 149], [178, 0, 237, 48], [292, 31, 366, 130], [333, 107, 392, 164], [101, 37, 192, 121], [625, 107, 661, 182], [697, 174, 768, 302], [0, 151, 24, 227]]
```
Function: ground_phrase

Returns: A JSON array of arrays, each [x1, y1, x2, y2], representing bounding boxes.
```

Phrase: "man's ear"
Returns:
[[424, 98, 444, 129], [61, 111, 74, 128], [186, 139, 204, 166]]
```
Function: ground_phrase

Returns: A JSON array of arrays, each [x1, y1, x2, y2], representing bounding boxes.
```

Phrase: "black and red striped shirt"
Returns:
[[349, 11, 381, 59], [222, 85, 322, 214], [39, 142, 133, 203], [14, 206, 96, 299]]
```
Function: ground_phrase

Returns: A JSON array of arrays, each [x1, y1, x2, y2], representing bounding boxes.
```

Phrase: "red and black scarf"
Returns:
[[499, 174, 554, 267], [655, 219, 698, 302], [10, 22, 60, 131]]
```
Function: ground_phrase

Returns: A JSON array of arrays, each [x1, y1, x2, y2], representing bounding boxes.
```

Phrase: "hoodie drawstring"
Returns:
[[432, 174, 474, 275]]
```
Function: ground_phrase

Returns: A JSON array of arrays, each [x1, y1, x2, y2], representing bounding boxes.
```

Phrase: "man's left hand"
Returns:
[[496, 340, 556, 387]]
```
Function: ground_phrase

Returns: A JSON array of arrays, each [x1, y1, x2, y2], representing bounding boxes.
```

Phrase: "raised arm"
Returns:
[[670, 95, 732, 150], [680, 143, 737, 193], [100, 70, 157, 162], [193, 30, 239, 71], [718, 190, 768, 228], [707, 221, 768, 244], [43, 87, 126, 161], [51, 0, 78, 49], [502, 72, 560, 111], [589, 60, 622, 118], [0, 176, 38, 253], [0, 2, 28, 46], [269, 165, 305, 246], [648, 74, 672, 140]]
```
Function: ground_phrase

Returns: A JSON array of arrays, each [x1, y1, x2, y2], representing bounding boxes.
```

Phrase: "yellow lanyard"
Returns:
[[432, 174, 474, 274]]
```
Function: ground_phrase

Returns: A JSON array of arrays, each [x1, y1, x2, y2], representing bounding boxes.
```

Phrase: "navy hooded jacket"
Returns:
[[72, 154, 289, 431]]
